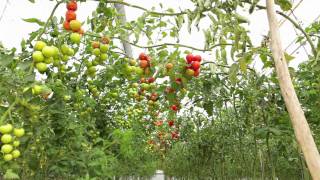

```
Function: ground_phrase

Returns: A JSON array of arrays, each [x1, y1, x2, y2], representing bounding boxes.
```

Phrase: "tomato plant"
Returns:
[[0, 0, 319, 179]]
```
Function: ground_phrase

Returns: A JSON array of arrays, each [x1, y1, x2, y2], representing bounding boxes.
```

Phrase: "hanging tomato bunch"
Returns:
[[0, 124, 25, 161]]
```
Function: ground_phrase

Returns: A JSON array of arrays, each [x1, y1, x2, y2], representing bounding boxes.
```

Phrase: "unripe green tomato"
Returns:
[[100, 44, 109, 53], [32, 51, 45, 63], [34, 41, 47, 51], [70, 33, 81, 44], [132, 83, 139, 88], [85, 60, 92, 67], [63, 95, 71, 101], [1, 144, 13, 153], [129, 59, 136, 66], [60, 64, 67, 71], [67, 48, 75, 56], [91, 87, 98, 94], [32, 85, 43, 95], [12, 149, 21, 158], [61, 44, 70, 55], [92, 59, 100, 66], [1, 134, 13, 144], [62, 55, 69, 62], [13, 141, 20, 147], [42, 46, 55, 57], [13, 128, 25, 137], [3, 154, 13, 161], [92, 48, 101, 56], [52, 46, 60, 57], [0, 124, 13, 134], [53, 59, 60, 67], [135, 67, 144, 75], [36, 62, 48, 73], [88, 66, 97, 74], [44, 57, 54, 64], [100, 53, 108, 61]]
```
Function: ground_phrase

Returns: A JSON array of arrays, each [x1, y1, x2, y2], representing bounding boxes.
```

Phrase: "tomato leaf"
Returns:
[[23, 18, 45, 26]]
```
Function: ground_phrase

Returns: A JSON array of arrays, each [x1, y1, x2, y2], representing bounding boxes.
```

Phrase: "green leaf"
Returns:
[[0, 54, 13, 66], [284, 52, 295, 63], [28, 0, 35, 3], [238, 57, 247, 73], [229, 63, 239, 85], [23, 18, 45, 26], [275, 0, 292, 11], [203, 101, 213, 116], [4, 169, 20, 179]]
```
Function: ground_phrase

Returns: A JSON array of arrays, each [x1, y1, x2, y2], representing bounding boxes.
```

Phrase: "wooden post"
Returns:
[[266, 0, 320, 179], [114, 4, 133, 58]]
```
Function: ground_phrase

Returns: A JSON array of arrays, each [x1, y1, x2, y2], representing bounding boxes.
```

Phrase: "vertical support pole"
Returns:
[[114, 4, 133, 58], [266, 0, 320, 179]]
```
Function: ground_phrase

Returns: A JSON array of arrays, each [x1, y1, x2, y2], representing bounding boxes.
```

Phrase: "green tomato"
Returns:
[[67, 48, 75, 56], [62, 55, 69, 62], [13, 141, 20, 147], [12, 150, 21, 158], [60, 64, 67, 71], [129, 59, 136, 66], [13, 128, 25, 137], [91, 87, 98, 94], [92, 48, 101, 56], [34, 41, 47, 51], [0, 124, 13, 134], [70, 33, 81, 44], [1, 134, 13, 144], [88, 66, 97, 74], [63, 95, 71, 101], [44, 57, 54, 64], [92, 59, 100, 66], [132, 83, 139, 88], [32, 85, 43, 95], [100, 53, 108, 61], [1, 144, 13, 154], [84, 60, 92, 67], [61, 44, 70, 55], [36, 62, 48, 73], [42, 46, 55, 57], [3, 154, 13, 161], [32, 51, 45, 63], [100, 44, 109, 53], [53, 59, 60, 67], [135, 67, 144, 75], [52, 46, 60, 57]]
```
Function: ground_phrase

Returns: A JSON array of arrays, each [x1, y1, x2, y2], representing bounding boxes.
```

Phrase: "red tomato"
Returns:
[[66, 10, 76, 21], [168, 120, 174, 127], [139, 53, 148, 61], [186, 54, 194, 64], [170, 105, 178, 111], [63, 21, 70, 30], [191, 61, 201, 70], [175, 78, 182, 84], [154, 120, 163, 126], [140, 60, 149, 68], [194, 69, 200, 77], [148, 77, 155, 83], [67, 1, 77, 11], [192, 55, 202, 62]]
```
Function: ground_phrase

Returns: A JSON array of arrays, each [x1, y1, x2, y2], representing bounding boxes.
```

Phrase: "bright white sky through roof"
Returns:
[[0, 0, 319, 69]]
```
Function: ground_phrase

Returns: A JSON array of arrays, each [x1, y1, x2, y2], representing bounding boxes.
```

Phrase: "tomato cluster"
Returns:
[[63, 0, 83, 34], [32, 41, 59, 73], [0, 124, 25, 162], [85, 40, 110, 77], [185, 54, 202, 77]]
